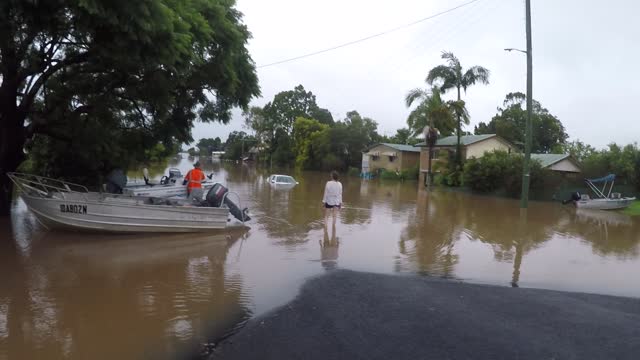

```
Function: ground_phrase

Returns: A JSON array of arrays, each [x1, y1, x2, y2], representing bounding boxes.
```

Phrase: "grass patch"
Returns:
[[622, 200, 640, 216]]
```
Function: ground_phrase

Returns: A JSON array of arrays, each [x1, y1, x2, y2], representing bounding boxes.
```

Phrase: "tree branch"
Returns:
[[18, 51, 90, 116]]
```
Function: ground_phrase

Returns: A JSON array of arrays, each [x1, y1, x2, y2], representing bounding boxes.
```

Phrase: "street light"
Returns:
[[504, 48, 527, 54], [505, 0, 533, 209]]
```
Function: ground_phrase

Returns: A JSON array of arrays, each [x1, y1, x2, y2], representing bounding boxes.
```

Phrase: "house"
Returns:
[[530, 153, 581, 174], [361, 143, 421, 177], [243, 146, 263, 161], [415, 134, 515, 184]]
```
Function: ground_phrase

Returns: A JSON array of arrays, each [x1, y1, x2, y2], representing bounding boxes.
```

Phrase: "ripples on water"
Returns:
[[1, 156, 639, 359]]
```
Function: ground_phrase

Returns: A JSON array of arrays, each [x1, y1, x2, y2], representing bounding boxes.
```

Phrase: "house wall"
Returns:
[[364, 144, 419, 173], [400, 151, 420, 170], [465, 137, 512, 159], [549, 159, 581, 173]]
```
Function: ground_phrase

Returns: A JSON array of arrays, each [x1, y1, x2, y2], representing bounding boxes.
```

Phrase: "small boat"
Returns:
[[267, 174, 298, 188], [572, 174, 636, 210], [8, 172, 250, 233], [113, 168, 215, 198]]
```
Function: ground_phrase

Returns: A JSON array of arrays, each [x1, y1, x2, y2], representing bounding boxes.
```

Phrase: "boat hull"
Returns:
[[123, 182, 214, 197], [21, 193, 230, 233], [575, 197, 636, 210]]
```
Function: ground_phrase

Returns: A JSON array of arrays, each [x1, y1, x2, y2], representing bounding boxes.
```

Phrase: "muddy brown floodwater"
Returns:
[[1, 155, 639, 359]]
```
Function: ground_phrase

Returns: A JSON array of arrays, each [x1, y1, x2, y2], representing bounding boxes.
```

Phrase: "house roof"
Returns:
[[530, 153, 572, 168], [415, 134, 498, 147], [364, 143, 421, 153]]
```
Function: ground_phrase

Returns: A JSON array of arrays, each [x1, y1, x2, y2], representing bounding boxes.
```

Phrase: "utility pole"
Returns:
[[520, 0, 533, 209]]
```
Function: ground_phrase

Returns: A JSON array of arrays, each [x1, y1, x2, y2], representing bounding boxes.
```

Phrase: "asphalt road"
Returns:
[[213, 270, 640, 360]]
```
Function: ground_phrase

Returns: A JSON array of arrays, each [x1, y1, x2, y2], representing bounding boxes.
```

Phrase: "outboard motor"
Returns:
[[205, 183, 251, 222], [168, 168, 182, 184], [106, 168, 128, 194], [562, 191, 581, 205], [571, 191, 581, 202]]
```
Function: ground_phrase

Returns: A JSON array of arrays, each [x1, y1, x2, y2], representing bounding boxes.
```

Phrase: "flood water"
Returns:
[[2, 154, 639, 359]]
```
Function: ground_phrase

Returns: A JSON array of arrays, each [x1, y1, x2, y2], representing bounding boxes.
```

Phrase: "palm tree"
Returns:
[[426, 51, 490, 165], [404, 87, 455, 137], [405, 87, 462, 186]]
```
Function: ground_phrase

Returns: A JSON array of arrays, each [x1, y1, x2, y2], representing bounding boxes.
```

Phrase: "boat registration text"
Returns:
[[60, 204, 88, 214]]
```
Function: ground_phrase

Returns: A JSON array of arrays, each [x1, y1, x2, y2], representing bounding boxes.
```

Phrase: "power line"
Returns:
[[257, 0, 483, 69]]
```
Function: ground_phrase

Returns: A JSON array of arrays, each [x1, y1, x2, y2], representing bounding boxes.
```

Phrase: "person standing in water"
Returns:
[[184, 161, 205, 197], [322, 171, 342, 225]]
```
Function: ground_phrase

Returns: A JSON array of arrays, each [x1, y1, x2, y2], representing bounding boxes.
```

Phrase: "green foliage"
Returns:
[[388, 128, 418, 145], [196, 137, 223, 155], [1, 0, 260, 198], [425, 51, 490, 166], [463, 151, 546, 196], [293, 117, 329, 169], [556, 139, 596, 162], [623, 201, 640, 216], [347, 167, 361, 177], [244, 85, 332, 142], [187, 148, 198, 157], [223, 131, 256, 160], [475, 92, 568, 153], [378, 166, 419, 181], [580, 143, 639, 189], [145, 143, 167, 163], [243, 85, 335, 166], [332, 111, 381, 168], [405, 87, 455, 137], [271, 129, 295, 166]]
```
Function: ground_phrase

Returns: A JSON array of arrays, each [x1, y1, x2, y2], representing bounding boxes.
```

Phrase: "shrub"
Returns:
[[347, 167, 361, 177], [463, 151, 546, 196]]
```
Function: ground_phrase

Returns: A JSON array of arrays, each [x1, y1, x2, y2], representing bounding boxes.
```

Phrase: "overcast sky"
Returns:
[[192, 0, 639, 149]]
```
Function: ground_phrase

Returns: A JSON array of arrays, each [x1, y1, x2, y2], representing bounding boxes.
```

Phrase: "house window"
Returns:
[[429, 150, 439, 160], [388, 155, 396, 162], [371, 155, 379, 161]]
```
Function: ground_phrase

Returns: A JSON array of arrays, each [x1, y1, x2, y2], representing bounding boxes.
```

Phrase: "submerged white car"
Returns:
[[268, 174, 298, 187]]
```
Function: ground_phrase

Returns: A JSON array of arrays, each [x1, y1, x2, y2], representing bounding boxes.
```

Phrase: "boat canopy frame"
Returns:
[[584, 174, 617, 199]]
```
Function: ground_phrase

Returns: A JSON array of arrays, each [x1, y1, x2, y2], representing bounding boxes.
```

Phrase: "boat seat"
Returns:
[[580, 194, 590, 200]]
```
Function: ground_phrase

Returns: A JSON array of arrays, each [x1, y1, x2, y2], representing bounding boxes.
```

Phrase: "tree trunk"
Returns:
[[0, 129, 25, 216], [427, 146, 433, 187], [0, 84, 27, 216], [455, 86, 462, 166]]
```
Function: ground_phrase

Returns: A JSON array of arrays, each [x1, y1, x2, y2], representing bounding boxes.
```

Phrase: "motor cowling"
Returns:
[[205, 183, 251, 222], [206, 183, 228, 207], [105, 169, 127, 194]]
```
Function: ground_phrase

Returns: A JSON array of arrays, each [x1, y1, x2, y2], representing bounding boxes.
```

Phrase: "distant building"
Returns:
[[530, 153, 581, 174], [414, 133, 582, 184], [415, 134, 515, 184], [211, 151, 225, 159], [361, 143, 421, 177], [243, 146, 262, 161]]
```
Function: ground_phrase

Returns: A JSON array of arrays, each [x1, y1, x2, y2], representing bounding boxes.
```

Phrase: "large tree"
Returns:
[[243, 85, 333, 165], [0, 0, 259, 215], [331, 111, 381, 168], [426, 51, 490, 165], [475, 92, 568, 153]]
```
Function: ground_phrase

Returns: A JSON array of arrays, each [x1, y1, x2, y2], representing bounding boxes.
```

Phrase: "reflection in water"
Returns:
[[398, 188, 640, 291], [0, 207, 250, 360], [3, 160, 640, 359], [320, 224, 339, 271]]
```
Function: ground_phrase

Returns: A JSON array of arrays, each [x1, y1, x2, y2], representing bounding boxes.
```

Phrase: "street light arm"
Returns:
[[504, 48, 527, 54]]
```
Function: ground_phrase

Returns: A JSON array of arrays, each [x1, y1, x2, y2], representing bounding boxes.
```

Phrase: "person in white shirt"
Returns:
[[322, 171, 342, 225]]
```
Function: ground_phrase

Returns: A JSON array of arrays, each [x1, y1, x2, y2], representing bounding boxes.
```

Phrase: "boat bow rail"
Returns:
[[8, 172, 91, 201]]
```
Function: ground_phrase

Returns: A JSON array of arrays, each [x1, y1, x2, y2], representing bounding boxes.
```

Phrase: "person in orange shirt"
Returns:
[[183, 161, 205, 195]]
